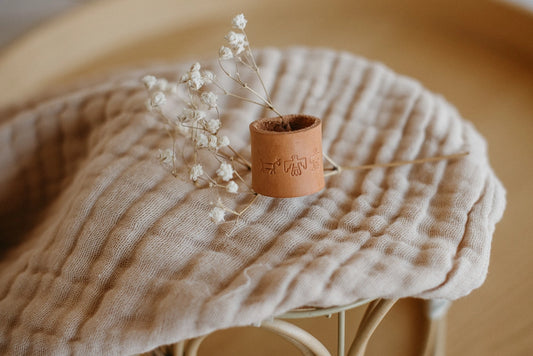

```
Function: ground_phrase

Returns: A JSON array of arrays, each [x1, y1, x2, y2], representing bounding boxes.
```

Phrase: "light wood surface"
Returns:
[[1, 0, 532, 355]]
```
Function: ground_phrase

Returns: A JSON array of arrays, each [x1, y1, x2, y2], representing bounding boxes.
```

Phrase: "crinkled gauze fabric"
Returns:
[[0, 48, 505, 355]]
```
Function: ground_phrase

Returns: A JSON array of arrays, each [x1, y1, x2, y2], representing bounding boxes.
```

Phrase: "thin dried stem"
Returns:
[[215, 151, 249, 170], [243, 31, 272, 104], [225, 91, 267, 107], [227, 145, 252, 170], [217, 58, 242, 87], [217, 58, 282, 118], [236, 193, 259, 216], [324, 151, 470, 176], [233, 169, 254, 192], [217, 193, 258, 217], [211, 79, 265, 107]]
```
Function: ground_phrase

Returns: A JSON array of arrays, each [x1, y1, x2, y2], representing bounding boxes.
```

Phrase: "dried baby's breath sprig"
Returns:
[[216, 14, 286, 126], [209, 205, 226, 224], [143, 68, 256, 223], [209, 193, 259, 224], [216, 162, 234, 181], [232, 13, 248, 30], [189, 164, 204, 182], [157, 148, 175, 171], [226, 181, 239, 194], [143, 13, 279, 224]]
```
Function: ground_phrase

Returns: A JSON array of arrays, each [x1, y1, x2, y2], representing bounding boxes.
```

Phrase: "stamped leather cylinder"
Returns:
[[249, 114, 325, 198]]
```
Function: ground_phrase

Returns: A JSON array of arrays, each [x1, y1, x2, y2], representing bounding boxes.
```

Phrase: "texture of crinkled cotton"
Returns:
[[0, 48, 505, 355]]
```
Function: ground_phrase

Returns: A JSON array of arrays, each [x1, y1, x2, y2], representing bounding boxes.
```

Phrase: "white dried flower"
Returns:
[[191, 62, 201, 72], [208, 135, 218, 149], [205, 119, 221, 134], [218, 135, 230, 148], [195, 133, 208, 148], [188, 76, 204, 91], [180, 63, 205, 90], [209, 206, 226, 223], [189, 164, 204, 181], [202, 70, 215, 83], [216, 162, 234, 181], [155, 78, 168, 91], [191, 109, 207, 122], [179, 108, 206, 123], [179, 63, 215, 91], [225, 31, 247, 55], [201, 92, 218, 108], [158, 148, 174, 165], [232, 13, 247, 30], [150, 91, 166, 107], [226, 181, 238, 193], [234, 44, 246, 56], [219, 46, 233, 60], [142, 75, 157, 90]]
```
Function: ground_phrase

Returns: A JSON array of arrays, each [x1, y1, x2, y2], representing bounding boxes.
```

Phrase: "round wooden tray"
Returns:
[[0, 1, 531, 355], [1, 0, 532, 110]]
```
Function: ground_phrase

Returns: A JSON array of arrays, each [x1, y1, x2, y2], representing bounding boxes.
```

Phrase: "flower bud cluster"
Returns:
[[219, 13, 249, 61]]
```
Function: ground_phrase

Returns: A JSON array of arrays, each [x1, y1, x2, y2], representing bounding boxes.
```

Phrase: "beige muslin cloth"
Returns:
[[0, 48, 505, 355]]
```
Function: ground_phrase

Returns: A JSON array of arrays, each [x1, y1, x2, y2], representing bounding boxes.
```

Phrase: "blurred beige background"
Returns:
[[0, 0, 532, 355]]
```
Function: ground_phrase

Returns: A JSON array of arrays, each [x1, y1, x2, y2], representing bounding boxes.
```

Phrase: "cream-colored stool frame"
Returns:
[[139, 298, 446, 356], [140, 298, 449, 356]]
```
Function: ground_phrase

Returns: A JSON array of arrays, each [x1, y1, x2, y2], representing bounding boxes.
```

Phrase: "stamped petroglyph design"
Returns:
[[260, 158, 282, 174], [260, 149, 321, 177], [284, 155, 307, 176]]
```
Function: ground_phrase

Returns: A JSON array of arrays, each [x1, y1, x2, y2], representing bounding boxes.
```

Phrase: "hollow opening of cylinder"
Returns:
[[253, 115, 318, 132]]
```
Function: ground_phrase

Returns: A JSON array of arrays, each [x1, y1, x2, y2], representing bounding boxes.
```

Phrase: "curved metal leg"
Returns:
[[358, 299, 380, 328], [184, 335, 207, 356], [265, 329, 320, 356], [173, 340, 186, 356], [138, 342, 183, 356], [421, 299, 451, 356], [338, 310, 345, 356], [347, 298, 398, 356], [182, 319, 330, 356], [260, 319, 331, 356]]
